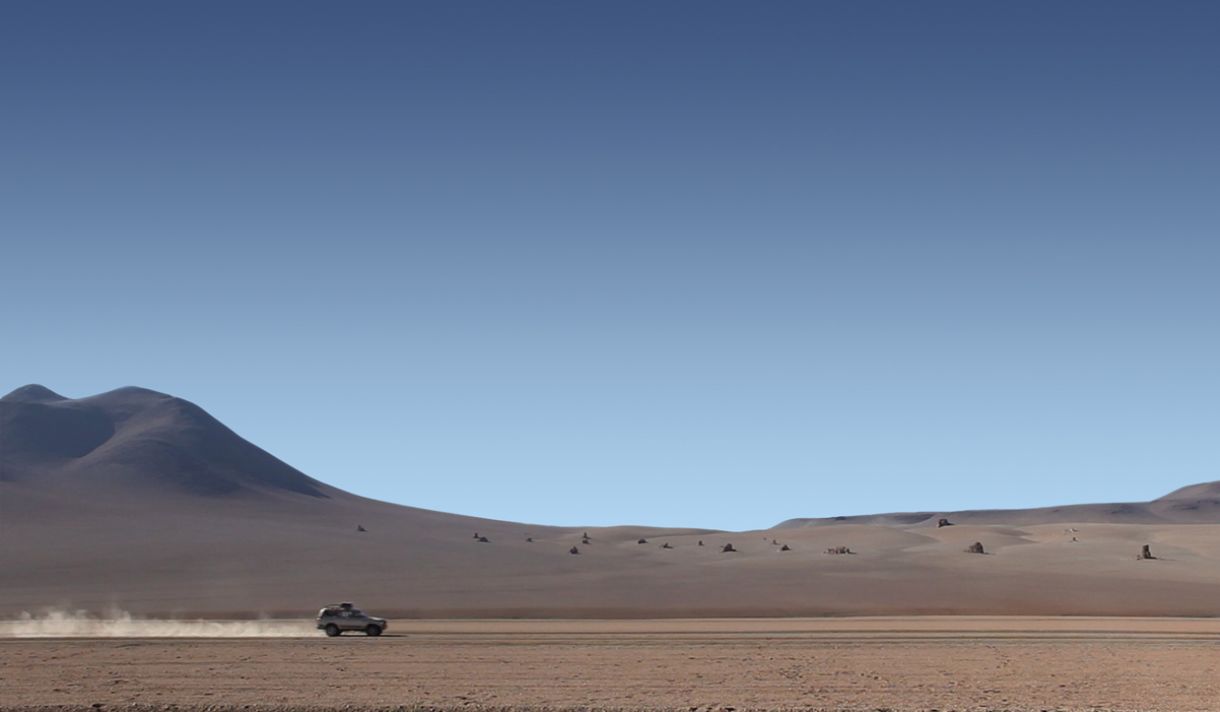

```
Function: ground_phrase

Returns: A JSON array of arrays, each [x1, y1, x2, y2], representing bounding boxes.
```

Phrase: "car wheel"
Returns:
[[366, 624, 382, 637], [324, 624, 340, 637]]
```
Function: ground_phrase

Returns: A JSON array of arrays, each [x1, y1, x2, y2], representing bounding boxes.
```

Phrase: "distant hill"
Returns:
[[775, 481, 1220, 529], [2, 384, 1218, 619], [1157, 480, 1220, 501]]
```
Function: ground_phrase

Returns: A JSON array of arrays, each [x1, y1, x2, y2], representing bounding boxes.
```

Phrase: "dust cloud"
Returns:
[[0, 609, 312, 637]]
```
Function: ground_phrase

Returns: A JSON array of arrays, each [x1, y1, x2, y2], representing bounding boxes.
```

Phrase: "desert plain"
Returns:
[[3, 387, 1220, 711], [3, 617, 1220, 712]]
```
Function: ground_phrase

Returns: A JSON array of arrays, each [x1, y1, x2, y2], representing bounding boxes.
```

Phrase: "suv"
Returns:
[[316, 603, 388, 637]]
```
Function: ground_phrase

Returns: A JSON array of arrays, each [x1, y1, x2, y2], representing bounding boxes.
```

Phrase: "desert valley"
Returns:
[[2, 384, 1219, 620], [3, 386, 1219, 711]]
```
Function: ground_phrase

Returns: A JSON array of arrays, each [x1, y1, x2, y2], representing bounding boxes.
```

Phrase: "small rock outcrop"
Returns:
[[477, 536, 490, 543], [569, 546, 580, 555], [356, 525, 367, 532], [473, 532, 481, 539], [937, 518, 952, 528], [965, 541, 985, 554], [637, 538, 648, 544], [698, 540, 704, 546], [825, 546, 853, 555], [525, 536, 534, 542], [721, 543, 737, 553], [661, 542, 673, 549], [1138, 544, 1156, 560], [780, 544, 791, 552]]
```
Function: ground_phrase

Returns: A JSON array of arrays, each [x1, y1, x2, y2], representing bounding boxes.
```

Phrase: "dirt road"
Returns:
[[2, 618, 1218, 711]]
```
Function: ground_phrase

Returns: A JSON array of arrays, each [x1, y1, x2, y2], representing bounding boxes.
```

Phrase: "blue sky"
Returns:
[[2, 2, 1218, 529]]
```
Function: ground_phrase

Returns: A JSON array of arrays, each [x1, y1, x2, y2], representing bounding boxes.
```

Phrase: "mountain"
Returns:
[[1157, 480, 1220, 501], [776, 482, 1220, 529], [2, 385, 1218, 619], [1, 385, 329, 498]]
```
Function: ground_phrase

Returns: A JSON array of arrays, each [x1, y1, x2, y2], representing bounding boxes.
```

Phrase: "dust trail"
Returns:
[[0, 609, 313, 637]]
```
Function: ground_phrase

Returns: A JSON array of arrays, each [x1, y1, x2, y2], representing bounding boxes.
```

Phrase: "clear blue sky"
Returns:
[[2, 2, 1217, 529]]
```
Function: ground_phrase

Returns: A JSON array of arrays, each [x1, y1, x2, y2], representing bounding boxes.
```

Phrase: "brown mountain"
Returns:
[[2, 385, 1218, 618], [1, 384, 329, 498]]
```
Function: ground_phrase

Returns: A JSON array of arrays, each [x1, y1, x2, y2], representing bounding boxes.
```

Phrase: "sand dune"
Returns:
[[2, 385, 1218, 618]]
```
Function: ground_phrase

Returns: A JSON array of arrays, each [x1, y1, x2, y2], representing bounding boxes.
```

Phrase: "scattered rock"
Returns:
[[721, 543, 737, 553], [698, 540, 704, 546], [638, 538, 648, 544], [771, 538, 779, 545], [473, 532, 481, 539], [356, 525, 367, 532], [937, 518, 952, 528], [780, 544, 791, 552], [1138, 544, 1156, 560], [661, 542, 673, 549], [582, 537, 591, 545], [569, 546, 580, 555], [825, 546, 854, 555], [525, 536, 534, 543], [965, 541, 985, 554], [477, 536, 490, 543]]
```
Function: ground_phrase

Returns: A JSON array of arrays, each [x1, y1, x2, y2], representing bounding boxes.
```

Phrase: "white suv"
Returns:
[[315, 602, 387, 637]]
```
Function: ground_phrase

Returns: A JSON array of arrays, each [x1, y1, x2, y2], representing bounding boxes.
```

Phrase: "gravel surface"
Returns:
[[2, 619, 1218, 712]]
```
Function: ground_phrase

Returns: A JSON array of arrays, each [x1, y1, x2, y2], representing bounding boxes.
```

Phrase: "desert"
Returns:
[[2, 385, 1219, 711], [7, 4, 1219, 710], [3, 618, 1220, 712], [3, 385, 1219, 619]]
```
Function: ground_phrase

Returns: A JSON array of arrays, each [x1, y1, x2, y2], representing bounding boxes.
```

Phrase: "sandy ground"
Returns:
[[3, 617, 1218, 712], [7, 387, 1219, 620]]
